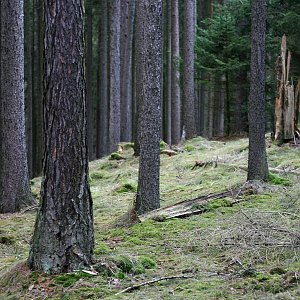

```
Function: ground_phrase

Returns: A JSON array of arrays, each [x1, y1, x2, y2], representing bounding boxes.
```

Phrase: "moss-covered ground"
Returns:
[[1, 136, 300, 299]]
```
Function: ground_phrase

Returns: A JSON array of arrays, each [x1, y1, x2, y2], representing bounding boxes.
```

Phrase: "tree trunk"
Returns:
[[85, 0, 95, 160], [109, 0, 121, 153], [24, 0, 33, 178], [162, 0, 172, 145], [182, 0, 197, 139], [0, 0, 34, 213], [32, 0, 44, 177], [28, 0, 94, 274], [96, 0, 109, 158], [171, 0, 181, 145], [120, 0, 135, 142], [247, 0, 268, 181], [134, 0, 162, 215]]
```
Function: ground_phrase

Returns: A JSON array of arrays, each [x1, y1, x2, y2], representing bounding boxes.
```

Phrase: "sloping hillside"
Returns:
[[1, 136, 300, 299]]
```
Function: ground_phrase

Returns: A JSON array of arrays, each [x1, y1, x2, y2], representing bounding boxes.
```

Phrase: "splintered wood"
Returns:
[[275, 35, 298, 144]]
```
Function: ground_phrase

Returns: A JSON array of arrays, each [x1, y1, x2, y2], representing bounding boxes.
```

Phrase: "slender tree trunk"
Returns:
[[28, 0, 94, 273], [171, 0, 181, 145], [0, 0, 34, 213], [162, 0, 172, 145], [34, 0, 44, 177], [120, 0, 135, 142], [25, 0, 33, 178], [134, 0, 162, 215], [108, 0, 121, 153], [96, 0, 109, 158], [247, 0, 268, 181], [182, 0, 197, 139], [85, 0, 95, 160]]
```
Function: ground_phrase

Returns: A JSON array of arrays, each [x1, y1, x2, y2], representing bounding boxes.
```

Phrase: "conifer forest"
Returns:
[[1, 0, 300, 299]]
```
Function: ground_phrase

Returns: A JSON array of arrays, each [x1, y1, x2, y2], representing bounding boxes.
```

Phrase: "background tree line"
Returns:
[[23, 0, 300, 178]]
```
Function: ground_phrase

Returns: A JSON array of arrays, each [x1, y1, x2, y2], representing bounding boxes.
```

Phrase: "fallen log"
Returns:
[[139, 186, 255, 222]]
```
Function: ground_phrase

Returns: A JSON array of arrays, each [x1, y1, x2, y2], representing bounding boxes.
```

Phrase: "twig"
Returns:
[[115, 274, 194, 295]]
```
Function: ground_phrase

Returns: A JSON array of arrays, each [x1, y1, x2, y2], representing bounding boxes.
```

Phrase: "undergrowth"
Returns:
[[0, 136, 300, 299]]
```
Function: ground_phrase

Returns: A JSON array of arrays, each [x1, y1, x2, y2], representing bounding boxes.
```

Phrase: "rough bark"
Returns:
[[25, 0, 33, 178], [134, 0, 162, 215], [28, 0, 94, 274], [162, 0, 172, 145], [247, 0, 268, 181], [96, 0, 109, 158], [120, 0, 135, 142], [182, 0, 197, 139], [108, 0, 121, 153], [0, 0, 34, 213], [171, 0, 181, 145], [85, 0, 95, 160], [32, 0, 44, 177]]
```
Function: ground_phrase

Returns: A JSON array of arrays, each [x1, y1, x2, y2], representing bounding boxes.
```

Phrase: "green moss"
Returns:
[[268, 172, 291, 186], [109, 152, 124, 161], [184, 145, 195, 152], [94, 242, 112, 255], [115, 183, 137, 194], [114, 256, 145, 275], [0, 236, 15, 245], [121, 142, 134, 150], [90, 171, 109, 181], [53, 272, 93, 288], [160, 140, 168, 150], [139, 256, 156, 269]]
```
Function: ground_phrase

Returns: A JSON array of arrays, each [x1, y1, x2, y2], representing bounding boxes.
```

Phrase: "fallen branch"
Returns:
[[192, 159, 218, 170], [139, 186, 255, 221], [115, 274, 194, 295]]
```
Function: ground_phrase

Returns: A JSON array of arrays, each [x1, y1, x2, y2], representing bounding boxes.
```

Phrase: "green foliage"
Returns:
[[268, 172, 291, 186], [160, 140, 168, 150]]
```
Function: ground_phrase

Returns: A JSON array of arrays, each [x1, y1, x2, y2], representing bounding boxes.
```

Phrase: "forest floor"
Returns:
[[1, 136, 300, 299]]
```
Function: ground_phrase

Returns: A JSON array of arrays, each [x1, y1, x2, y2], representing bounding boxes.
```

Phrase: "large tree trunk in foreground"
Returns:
[[28, 0, 94, 274], [0, 0, 34, 213], [134, 0, 162, 215], [247, 0, 268, 181]]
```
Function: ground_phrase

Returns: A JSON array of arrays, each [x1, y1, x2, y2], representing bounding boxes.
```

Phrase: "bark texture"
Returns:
[[28, 0, 94, 274], [109, 0, 121, 153], [120, 0, 135, 142], [182, 0, 197, 139], [0, 0, 34, 213], [171, 0, 181, 145], [134, 0, 162, 214], [85, 0, 95, 160], [247, 0, 268, 181], [96, 0, 109, 158]]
